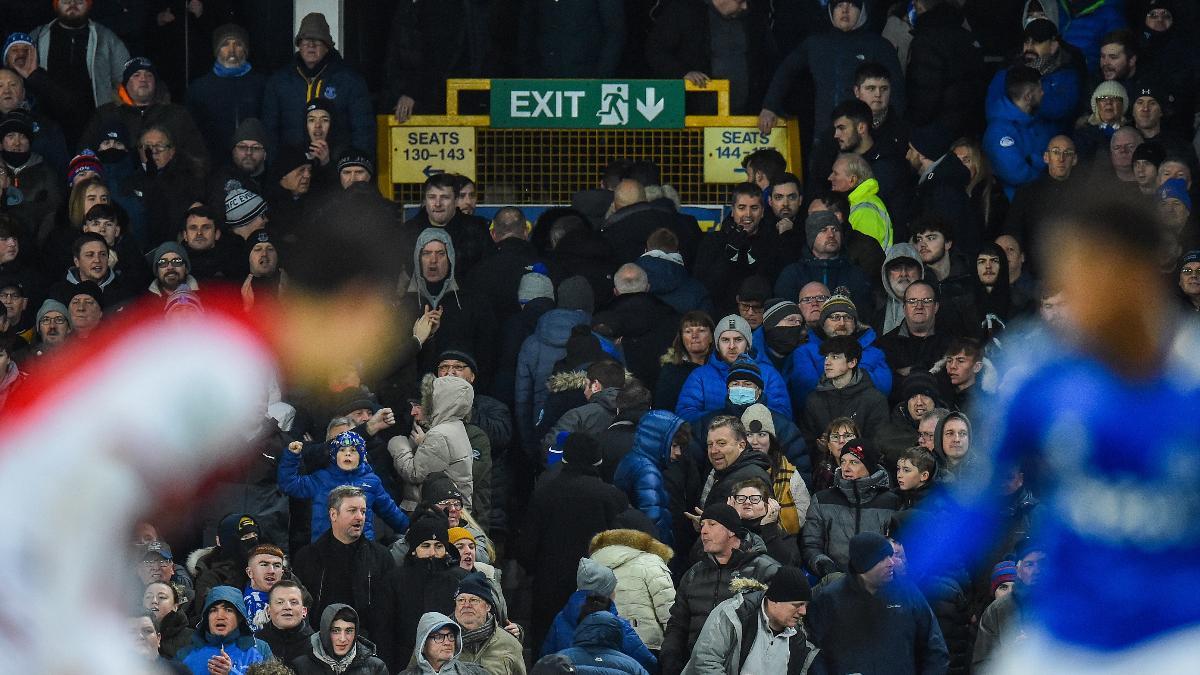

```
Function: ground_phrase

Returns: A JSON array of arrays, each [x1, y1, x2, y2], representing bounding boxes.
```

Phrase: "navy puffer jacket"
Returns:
[[614, 410, 686, 545]]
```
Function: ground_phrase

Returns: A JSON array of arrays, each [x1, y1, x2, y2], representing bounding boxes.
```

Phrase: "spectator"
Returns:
[[142, 580, 193, 659], [692, 355, 807, 468], [22, 2, 130, 142], [973, 542, 1045, 670], [727, 477, 799, 567], [540, 359, 625, 461], [1073, 80, 1129, 164], [384, 2, 493, 120], [681, 566, 818, 674], [654, 311, 714, 411], [952, 138, 1011, 244], [390, 476, 492, 568], [734, 275, 769, 331], [401, 173, 492, 281], [242, 544, 287, 632], [518, 433, 630, 649], [774, 210, 874, 313], [594, 263, 679, 387], [451, 572, 525, 675], [614, 409, 689, 545], [995, 233, 1039, 308], [602, 179, 680, 265], [697, 414, 773, 510], [852, 62, 911, 159], [826, 100, 914, 236], [1004, 135, 1080, 267], [638, 228, 712, 315], [1, 109, 60, 236], [261, 13, 374, 156], [398, 612, 487, 675], [986, 18, 1085, 136], [788, 294, 893, 410], [187, 24, 268, 161], [146, 241, 199, 299], [759, 0, 905, 141], [1130, 137, 1167, 197], [291, 487, 396, 642], [176, 586, 273, 675], [878, 280, 955, 384], [675, 313, 791, 425], [916, 408, 949, 453], [130, 124, 205, 247], [557, 609, 651, 675], [802, 438, 899, 577], [754, 298, 807, 377], [521, 0, 625, 78], [742, 403, 810, 533], [540, 558, 657, 671], [984, 65, 1055, 199], [388, 375, 476, 512], [807, 532, 949, 673], [905, 0, 986, 140], [694, 183, 782, 314], [257, 580, 315, 665], [278, 430, 409, 543], [515, 277, 592, 446], [57, 232, 138, 306], [646, 0, 773, 115], [129, 611, 182, 674], [1106, 126, 1144, 187], [463, 207, 538, 324], [0, 66, 68, 176], [873, 243, 924, 336], [1044, 0, 1126, 74], [932, 411, 985, 485], [803, 333, 890, 444], [910, 218, 975, 323], [907, 126, 977, 255], [894, 446, 940, 512], [796, 282, 831, 331], [829, 153, 895, 251], [588, 528, 677, 652], [659, 502, 780, 675], [207, 118, 270, 213], [134, 539, 193, 591], [932, 337, 995, 412], [290, 603, 389, 674], [24, 297, 70, 360], [876, 371, 944, 471], [1179, 250, 1200, 312]]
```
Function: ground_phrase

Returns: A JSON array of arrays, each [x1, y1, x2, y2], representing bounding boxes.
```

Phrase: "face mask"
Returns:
[[728, 386, 758, 406], [765, 325, 806, 354], [97, 148, 128, 164]]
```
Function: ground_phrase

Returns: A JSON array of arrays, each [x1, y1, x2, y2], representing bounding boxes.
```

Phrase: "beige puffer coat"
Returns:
[[388, 376, 475, 511], [588, 529, 676, 650]]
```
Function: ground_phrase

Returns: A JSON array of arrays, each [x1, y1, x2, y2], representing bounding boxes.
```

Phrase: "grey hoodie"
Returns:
[[408, 228, 461, 310], [880, 243, 925, 334], [401, 612, 486, 675]]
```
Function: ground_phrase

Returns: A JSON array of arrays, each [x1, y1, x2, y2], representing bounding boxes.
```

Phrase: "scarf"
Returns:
[[460, 615, 496, 651], [313, 639, 358, 673], [243, 587, 270, 631], [214, 61, 252, 78]]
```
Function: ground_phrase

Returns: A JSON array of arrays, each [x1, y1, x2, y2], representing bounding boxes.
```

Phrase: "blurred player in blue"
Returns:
[[906, 197, 1200, 673]]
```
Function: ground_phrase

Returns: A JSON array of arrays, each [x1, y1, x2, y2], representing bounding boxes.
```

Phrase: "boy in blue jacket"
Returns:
[[278, 430, 409, 542]]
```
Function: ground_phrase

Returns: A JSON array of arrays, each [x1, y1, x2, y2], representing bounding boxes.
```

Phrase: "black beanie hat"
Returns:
[[562, 433, 602, 467], [839, 437, 881, 472], [701, 503, 746, 539], [455, 571, 496, 609], [765, 566, 813, 603], [849, 532, 894, 574], [407, 512, 451, 550], [899, 372, 943, 407]]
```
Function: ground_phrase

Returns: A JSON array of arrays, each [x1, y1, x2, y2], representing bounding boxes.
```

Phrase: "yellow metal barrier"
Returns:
[[376, 79, 802, 207]]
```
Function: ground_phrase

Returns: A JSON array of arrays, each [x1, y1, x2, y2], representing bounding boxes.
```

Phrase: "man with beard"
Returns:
[[987, 18, 1084, 135], [146, 241, 198, 299], [180, 206, 235, 282], [695, 183, 782, 314], [985, 65, 1055, 198], [872, 243, 924, 336]]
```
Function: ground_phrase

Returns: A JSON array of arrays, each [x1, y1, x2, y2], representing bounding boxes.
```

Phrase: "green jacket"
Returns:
[[458, 623, 527, 675], [848, 178, 894, 250]]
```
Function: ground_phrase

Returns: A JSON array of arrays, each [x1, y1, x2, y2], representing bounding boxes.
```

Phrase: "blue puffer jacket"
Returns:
[[541, 590, 657, 672], [277, 446, 409, 542], [177, 586, 274, 675], [516, 308, 591, 443], [614, 410, 685, 545], [984, 91, 1056, 199], [559, 611, 652, 675], [675, 352, 793, 426], [986, 64, 1081, 136], [1055, 0, 1126, 74], [261, 51, 375, 155], [638, 254, 713, 314], [787, 328, 893, 416]]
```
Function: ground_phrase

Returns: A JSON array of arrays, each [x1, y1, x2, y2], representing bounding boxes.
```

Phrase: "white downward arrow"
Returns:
[[637, 87, 664, 121]]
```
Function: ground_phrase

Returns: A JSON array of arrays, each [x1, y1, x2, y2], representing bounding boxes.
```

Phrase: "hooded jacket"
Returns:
[[801, 370, 891, 445], [801, 469, 901, 577], [762, 1, 906, 133], [932, 410, 987, 486], [847, 178, 894, 251], [638, 252, 712, 315], [589, 529, 677, 650], [540, 385, 622, 458], [540, 590, 658, 671], [559, 611, 653, 675], [177, 586, 273, 675], [614, 411, 686, 545], [675, 351, 793, 426], [278, 439, 409, 542], [516, 308, 591, 442], [382, 542, 469, 671], [682, 586, 821, 675], [398, 612, 487, 675], [29, 19, 129, 107], [878, 243, 924, 334], [659, 533, 781, 674], [984, 88, 1056, 199], [389, 376, 475, 511], [291, 604, 388, 675]]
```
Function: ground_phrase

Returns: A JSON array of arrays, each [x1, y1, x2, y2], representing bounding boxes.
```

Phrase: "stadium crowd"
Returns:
[[1, 0, 1199, 674]]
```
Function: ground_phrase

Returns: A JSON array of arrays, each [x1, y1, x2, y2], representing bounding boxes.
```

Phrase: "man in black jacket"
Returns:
[[400, 173, 491, 280], [464, 206, 540, 325], [291, 486, 396, 642], [905, 0, 986, 140], [1003, 135, 1079, 269], [593, 262, 679, 386], [907, 125, 977, 257], [695, 182, 782, 315], [257, 580, 316, 664]]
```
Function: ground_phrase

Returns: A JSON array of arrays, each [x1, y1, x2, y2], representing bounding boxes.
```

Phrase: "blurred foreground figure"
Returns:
[[0, 210, 400, 674], [907, 196, 1200, 674]]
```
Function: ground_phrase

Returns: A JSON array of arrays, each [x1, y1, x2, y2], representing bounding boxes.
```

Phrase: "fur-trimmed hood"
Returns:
[[930, 355, 999, 395], [729, 576, 768, 595], [186, 546, 216, 578], [588, 528, 673, 563], [547, 368, 637, 394]]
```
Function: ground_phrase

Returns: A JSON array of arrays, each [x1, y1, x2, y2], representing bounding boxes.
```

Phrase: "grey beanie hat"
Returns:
[[576, 557, 617, 597], [715, 313, 753, 346], [519, 272, 555, 304], [557, 276, 595, 313], [36, 299, 73, 330], [225, 186, 268, 229], [147, 241, 191, 273], [805, 210, 841, 251]]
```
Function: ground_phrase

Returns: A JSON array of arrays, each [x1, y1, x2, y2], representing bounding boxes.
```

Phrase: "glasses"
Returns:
[[455, 596, 487, 607], [1182, 267, 1200, 277], [826, 313, 854, 322], [139, 558, 169, 567], [436, 499, 463, 511], [156, 258, 185, 268], [1096, 96, 1122, 103], [799, 294, 829, 304], [732, 494, 765, 505], [1046, 148, 1077, 158], [39, 316, 67, 326], [428, 631, 457, 643], [142, 144, 173, 155], [234, 143, 266, 154], [828, 432, 856, 442], [438, 362, 470, 375], [904, 298, 936, 306], [737, 302, 764, 313]]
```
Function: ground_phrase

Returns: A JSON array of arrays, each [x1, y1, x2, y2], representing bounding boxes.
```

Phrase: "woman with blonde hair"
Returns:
[[951, 137, 1008, 239], [653, 311, 714, 410]]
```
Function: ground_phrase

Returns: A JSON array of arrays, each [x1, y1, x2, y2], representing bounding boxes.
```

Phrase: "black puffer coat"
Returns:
[[801, 468, 900, 576]]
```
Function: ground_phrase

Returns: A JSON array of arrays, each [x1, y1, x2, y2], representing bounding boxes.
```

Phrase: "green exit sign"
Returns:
[[490, 79, 685, 129]]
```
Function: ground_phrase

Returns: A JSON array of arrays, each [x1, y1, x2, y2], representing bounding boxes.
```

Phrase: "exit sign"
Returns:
[[490, 79, 685, 129]]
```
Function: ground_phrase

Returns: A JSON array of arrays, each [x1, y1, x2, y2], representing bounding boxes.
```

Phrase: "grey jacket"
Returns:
[[30, 19, 129, 106], [802, 469, 901, 577], [683, 587, 821, 675], [541, 381, 621, 451], [398, 612, 488, 675], [389, 376, 475, 511]]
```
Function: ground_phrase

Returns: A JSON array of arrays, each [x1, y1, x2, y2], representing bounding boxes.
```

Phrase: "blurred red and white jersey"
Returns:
[[0, 298, 277, 674]]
